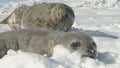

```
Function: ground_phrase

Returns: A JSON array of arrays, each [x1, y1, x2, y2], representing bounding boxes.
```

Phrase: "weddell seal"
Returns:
[[0, 29, 97, 59], [0, 3, 75, 31]]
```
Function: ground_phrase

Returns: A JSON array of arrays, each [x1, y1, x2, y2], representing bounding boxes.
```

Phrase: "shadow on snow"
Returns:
[[69, 27, 119, 39]]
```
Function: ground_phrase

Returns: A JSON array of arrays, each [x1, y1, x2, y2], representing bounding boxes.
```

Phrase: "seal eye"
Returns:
[[70, 42, 81, 49]]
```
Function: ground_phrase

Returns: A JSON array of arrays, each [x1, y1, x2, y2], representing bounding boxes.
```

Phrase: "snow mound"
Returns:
[[0, 50, 64, 68], [0, 45, 120, 68]]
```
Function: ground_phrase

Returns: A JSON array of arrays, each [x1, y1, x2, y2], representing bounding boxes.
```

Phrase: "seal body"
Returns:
[[0, 3, 75, 31], [0, 29, 97, 59]]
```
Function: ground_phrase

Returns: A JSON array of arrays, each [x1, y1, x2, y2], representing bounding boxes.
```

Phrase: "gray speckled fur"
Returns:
[[0, 3, 75, 31], [0, 29, 97, 59]]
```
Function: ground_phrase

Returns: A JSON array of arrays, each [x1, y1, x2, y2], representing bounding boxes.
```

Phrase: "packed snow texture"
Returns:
[[0, 0, 120, 68]]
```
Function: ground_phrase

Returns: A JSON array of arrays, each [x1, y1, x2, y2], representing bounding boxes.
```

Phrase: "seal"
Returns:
[[0, 3, 75, 31], [0, 29, 97, 59]]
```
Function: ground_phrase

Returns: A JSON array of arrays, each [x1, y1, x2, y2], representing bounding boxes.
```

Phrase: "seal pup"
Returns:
[[0, 29, 97, 59], [0, 3, 75, 31]]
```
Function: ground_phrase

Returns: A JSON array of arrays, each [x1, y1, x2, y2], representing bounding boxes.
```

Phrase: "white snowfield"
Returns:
[[0, 0, 120, 68]]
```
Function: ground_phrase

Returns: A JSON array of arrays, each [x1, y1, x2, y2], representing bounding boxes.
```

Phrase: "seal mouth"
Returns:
[[82, 55, 96, 59]]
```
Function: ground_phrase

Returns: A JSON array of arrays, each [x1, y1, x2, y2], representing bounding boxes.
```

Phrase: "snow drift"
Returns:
[[0, 45, 120, 68]]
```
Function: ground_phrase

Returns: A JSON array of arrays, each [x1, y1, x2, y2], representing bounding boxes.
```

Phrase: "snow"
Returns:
[[0, 0, 120, 68], [0, 49, 64, 68]]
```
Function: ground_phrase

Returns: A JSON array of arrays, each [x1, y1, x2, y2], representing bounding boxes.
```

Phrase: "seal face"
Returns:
[[56, 32, 97, 59], [0, 29, 97, 59], [0, 3, 75, 31]]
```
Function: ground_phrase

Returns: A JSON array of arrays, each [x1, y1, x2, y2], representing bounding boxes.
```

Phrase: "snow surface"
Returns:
[[0, 0, 120, 68]]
